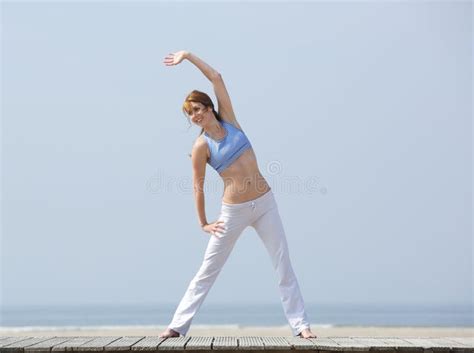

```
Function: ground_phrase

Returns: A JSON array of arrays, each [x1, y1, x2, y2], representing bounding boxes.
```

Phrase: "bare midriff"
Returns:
[[218, 147, 271, 204]]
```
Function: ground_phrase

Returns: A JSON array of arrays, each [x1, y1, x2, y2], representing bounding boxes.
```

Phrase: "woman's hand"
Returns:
[[202, 220, 226, 237], [163, 51, 189, 66]]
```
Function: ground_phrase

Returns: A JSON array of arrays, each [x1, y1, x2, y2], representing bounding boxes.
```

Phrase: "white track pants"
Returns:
[[167, 189, 311, 336]]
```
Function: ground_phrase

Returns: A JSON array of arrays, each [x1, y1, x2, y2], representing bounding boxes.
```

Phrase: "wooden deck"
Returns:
[[0, 336, 473, 353]]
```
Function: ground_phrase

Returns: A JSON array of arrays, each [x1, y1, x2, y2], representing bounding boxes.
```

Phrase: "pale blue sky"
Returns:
[[1, 1, 472, 308]]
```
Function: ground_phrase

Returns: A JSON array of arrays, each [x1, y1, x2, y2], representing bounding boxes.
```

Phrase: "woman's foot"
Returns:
[[297, 328, 317, 338], [159, 328, 180, 338]]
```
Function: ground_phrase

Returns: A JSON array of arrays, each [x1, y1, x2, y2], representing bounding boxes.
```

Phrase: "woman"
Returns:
[[159, 51, 317, 339]]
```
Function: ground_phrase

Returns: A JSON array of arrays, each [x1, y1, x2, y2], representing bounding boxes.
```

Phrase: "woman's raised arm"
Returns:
[[163, 51, 240, 128], [163, 51, 220, 81]]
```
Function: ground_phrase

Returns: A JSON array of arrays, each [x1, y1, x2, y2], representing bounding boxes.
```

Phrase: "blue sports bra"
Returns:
[[203, 120, 252, 174]]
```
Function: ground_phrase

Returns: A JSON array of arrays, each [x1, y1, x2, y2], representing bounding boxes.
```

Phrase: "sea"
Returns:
[[0, 302, 472, 332]]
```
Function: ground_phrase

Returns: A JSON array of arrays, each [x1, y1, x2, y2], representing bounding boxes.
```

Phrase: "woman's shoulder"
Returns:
[[194, 133, 208, 146], [189, 134, 210, 160]]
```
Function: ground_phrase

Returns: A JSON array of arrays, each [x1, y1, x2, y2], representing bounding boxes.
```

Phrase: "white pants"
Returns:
[[168, 189, 311, 336]]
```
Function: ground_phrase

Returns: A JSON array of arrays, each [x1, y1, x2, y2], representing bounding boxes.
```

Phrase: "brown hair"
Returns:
[[182, 90, 224, 136]]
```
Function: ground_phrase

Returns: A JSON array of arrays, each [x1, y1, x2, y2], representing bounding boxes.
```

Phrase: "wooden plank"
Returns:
[[328, 337, 370, 352], [446, 338, 474, 348], [1, 339, 34, 349], [422, 338, 474, 353], [104, 337, 145, 351], [1, 338, 58, 353], [404, 337, 474, 353], [185, 337, 213, 350], [238, 337, 265, 350], [52, 338, 96, 352], [403, 338, 451, 352], [131, 337, 166, 351], [260, 337, 291, 350], [284, 337, 318, 350], [212, 337, 238, 351], [25, 338, 74, 353], [349, 338, 396, 351], [377, 338, 421, 350], [156, 337, 190, 351], [427, 338, 473, 348], [74, 337, 122, 352], [307, 338, 344, 351]]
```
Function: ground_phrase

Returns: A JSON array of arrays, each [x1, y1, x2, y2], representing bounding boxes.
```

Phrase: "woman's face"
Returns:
[[188, 102, 211, 126]]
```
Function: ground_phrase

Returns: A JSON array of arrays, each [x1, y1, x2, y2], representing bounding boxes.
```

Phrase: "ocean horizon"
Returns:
[[1, 302, 471, 331]]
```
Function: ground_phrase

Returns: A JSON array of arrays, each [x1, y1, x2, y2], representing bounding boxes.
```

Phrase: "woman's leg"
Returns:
[[251, 197, 311, 337], [167, 210, 249, 336]]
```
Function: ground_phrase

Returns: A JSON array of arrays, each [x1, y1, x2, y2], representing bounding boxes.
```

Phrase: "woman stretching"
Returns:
[[159, 51, 317, 339]]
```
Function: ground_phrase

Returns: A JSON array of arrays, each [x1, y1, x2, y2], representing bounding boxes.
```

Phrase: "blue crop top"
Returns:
[[203, 120, 252, 174]]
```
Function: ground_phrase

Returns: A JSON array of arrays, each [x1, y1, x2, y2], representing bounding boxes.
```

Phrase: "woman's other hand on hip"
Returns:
[[202, 221, 226, 237]]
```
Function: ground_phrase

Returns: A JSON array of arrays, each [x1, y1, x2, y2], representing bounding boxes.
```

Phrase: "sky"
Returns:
[[1, 1, 472, 309]]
